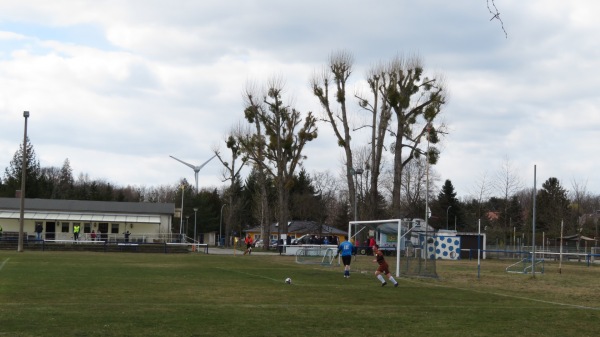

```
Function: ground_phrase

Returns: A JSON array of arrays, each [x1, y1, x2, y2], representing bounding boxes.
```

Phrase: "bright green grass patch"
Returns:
[[0, 251, 598, 337]]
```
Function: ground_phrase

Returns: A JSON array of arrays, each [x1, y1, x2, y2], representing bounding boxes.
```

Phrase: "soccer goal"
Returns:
[[349, 219, 438, 278], [506, 256, 545, 274], [295, 246, 338, 266]]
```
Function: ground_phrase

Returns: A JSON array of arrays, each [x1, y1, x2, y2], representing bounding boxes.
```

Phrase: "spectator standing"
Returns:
[[35, 223, 43, 240], [73, 224, 81, 241], [368, 236, 376, 255], [91, 230, 97, 241], [124, 230, 131, 243]]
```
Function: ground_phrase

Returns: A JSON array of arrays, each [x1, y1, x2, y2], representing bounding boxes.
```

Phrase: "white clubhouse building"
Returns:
[[0, 198, 175, 242]]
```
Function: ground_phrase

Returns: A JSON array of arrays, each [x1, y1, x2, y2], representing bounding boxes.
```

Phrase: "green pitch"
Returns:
[[0, 251, 598, 337]]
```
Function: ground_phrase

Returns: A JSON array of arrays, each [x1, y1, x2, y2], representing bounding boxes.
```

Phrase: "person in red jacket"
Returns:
[[243, 235, 253, 255], [368, 236, 376, 255]]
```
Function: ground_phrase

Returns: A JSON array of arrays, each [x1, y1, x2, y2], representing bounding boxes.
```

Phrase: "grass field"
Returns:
[[1, 250, 599, 337]]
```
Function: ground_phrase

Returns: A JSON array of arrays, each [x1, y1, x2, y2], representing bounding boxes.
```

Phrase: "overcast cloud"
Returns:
[[1, 0, 599, 198]]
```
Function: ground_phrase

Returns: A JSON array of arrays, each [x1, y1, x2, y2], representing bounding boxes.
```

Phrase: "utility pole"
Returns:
[[17, 111, 29, 253]]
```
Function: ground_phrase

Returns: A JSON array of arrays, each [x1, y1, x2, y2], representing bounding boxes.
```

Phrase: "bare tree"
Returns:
[[239, 82, 271, 247], [469, 171, 492, 219], [356, 62, 393, 220], [214, 122, 248, 246], [310, 170, 341, 225], [240, 78, 318, 242], [493, 157, 523, 238], [352, 145, 376, 219], [379, 55, 447, 218], [311, 51, 360, 219], [314, 53, 447, 221], [570, 178, 593, 233], [380, 156, 440, 219]]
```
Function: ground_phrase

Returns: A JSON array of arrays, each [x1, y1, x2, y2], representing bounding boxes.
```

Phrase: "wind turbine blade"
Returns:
[[169, 155, 196, 170], [197, 154, 217, 170]]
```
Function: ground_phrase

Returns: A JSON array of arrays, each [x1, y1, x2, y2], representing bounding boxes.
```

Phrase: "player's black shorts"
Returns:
[[342, 255, 352, 266]]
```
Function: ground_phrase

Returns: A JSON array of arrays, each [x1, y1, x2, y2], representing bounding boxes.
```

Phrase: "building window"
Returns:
[[111, 224, 119, 234], [61, 222, 69, 233], [83, 223, 91, 233]]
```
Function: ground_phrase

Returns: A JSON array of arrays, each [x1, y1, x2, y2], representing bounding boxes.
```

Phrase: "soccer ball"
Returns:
[[285, 277, 292, 284]]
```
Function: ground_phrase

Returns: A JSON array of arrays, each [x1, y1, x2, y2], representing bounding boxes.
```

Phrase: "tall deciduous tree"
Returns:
[[311, 51, 361, 220], [384, 157, 433, 219], [570, 178, 594, 234], [314, 53, 447, 221], [469, 171, 492, 220], [494, 157, 523, 239], [378, 55, 447, 218], [240, 78, 318, 241], [214, 124, 248, 246], [310, 170, 342, 227], [357, 63, 393, 220]]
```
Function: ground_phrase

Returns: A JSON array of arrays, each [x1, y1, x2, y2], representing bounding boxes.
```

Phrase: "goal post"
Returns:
[[348, 219, 415, 278]]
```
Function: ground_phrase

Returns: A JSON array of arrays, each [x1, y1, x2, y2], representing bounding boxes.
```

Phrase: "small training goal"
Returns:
[[295, 246, 338, 266], [506, 256, 545, 274]]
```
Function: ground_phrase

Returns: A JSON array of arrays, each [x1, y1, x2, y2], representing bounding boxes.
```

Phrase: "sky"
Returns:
[[1, 0, 599, 199]]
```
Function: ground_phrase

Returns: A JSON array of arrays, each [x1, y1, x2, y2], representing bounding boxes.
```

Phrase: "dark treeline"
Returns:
[[0, 136, 600, 245], [3, 138, 600, 247]]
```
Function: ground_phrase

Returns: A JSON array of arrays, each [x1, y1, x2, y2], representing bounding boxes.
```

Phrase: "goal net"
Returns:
[[349, 219, 437, 278], [295, 247, 338, 266]]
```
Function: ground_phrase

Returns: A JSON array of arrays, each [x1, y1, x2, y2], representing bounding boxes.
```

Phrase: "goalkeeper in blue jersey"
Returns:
[[337, 235, 355, 278]]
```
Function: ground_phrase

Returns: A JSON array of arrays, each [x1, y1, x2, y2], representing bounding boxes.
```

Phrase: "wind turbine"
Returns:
[[169, 154, 217, 193]]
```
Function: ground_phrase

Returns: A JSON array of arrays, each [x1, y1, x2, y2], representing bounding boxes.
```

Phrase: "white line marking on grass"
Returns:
[[399, 278, 599, 311], [0, 258, 9, 271]]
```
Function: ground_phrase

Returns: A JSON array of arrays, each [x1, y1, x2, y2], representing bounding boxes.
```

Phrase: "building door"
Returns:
[[98, 223, 109, 241], [45, 222, 56, 240]]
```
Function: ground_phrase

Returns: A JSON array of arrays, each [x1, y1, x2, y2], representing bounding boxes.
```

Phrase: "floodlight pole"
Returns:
[[446, 205, 452, 230], [477, 219, 481, 279], [531, 165, 537, 277], [193, 207, 198, 243], [559, 219, 563, 274], [179, 185, 184, 240], [423, 123, 431, 271], [219, 204, 227, 247], [352, 168, 364, 222], [17, 111, 29, 253], [185, 216, 190, 238], [425, 123, 431, 230]]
